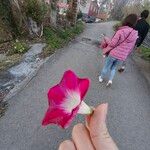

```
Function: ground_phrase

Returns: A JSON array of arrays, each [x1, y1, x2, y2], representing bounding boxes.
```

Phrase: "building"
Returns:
[[88, 0, 114, 20], [88, 0, 99, 17]]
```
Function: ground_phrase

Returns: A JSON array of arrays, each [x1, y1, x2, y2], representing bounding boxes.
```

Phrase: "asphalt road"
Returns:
[[0, 22, 150, 150]]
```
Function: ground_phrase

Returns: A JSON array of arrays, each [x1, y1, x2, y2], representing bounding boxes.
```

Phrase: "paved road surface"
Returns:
[[0, 22, 150, 150]]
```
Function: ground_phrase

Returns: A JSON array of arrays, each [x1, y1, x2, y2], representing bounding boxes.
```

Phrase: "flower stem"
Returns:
[[78, 101, 94, 115]]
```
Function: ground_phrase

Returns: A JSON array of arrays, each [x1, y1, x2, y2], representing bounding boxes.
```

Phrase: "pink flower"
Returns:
[[42, 70, 92, 129]]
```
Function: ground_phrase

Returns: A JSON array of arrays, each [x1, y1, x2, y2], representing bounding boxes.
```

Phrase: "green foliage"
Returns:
[[12, 40, 29, 54], [43, 21, 84, 57], [77, 10, 83, 19], [72, 21, 85, 34], [141, 45, 150, 61], [0, 0, 19, 36], [44, 27, 64, 49], [25, 0, 47, 24]]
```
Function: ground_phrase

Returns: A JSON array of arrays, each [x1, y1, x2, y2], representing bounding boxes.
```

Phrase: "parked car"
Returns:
[[82, 13, 96, 23]]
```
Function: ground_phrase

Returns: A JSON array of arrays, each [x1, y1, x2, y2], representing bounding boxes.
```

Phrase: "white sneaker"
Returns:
[[106, 80, 112, 87], [99, 76, 103, 83]]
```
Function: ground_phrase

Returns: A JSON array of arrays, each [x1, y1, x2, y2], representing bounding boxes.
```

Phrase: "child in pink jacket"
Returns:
[[99, 14, 138, 86]]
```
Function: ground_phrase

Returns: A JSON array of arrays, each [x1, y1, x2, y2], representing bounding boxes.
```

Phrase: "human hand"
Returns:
[[59, 103, 118, 150]]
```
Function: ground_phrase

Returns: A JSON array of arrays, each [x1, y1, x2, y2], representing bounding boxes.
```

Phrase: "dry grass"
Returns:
[[0, 54, 22, 71]]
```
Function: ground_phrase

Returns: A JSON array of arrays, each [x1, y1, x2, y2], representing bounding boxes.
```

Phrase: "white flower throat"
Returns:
[[61, 90, 93, 115], [61, 90, 81, 113]]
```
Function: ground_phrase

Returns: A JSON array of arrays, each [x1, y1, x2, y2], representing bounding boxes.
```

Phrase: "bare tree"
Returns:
[[111, 0, 130, 20]]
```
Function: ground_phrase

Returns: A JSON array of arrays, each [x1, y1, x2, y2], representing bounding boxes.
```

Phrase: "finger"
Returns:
[[58, 140, 76, 150], [72, 123, 95, 150], [87, 103, 118, 150]]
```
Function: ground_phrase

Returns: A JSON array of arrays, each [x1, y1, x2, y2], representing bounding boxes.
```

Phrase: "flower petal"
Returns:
[[60, 70, 78, 91], [47, 85, 66, 106], [42, 107, 79, 128], [78, 78, 90, 99], [42, 107, 67, 126]]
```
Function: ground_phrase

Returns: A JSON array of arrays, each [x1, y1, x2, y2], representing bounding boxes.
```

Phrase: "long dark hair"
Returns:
[[122, 14, 137, 28]]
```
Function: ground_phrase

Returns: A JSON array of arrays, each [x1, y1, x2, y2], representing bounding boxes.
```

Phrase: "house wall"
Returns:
[[88, 0, 109, 20], [88, 1, 99, 17]]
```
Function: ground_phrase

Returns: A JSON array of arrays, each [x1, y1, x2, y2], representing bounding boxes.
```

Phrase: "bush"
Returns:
[[77, 10, 83, 19], [140, 46, 150, 61], [44, 27, 65, 49], [44, 21, 84, 47], [12, 40, 29, 54], [72, 21, 84, 34], [25, 0, 47, 24], [43, 21, 84, 57]]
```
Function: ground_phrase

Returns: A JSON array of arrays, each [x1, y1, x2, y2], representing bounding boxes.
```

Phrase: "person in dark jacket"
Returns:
[[118, 10, 150, 72], [135, 10, 150, 47]]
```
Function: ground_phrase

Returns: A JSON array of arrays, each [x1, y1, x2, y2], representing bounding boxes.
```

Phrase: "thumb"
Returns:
[[86, 103, 118, 150]]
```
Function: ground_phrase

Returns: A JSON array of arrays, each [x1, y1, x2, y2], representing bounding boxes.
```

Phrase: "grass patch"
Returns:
[[140, 46, 150, 61], [7, 40, 29, 55], [43, 21, 84, 57], [0, 39, 29, 71]]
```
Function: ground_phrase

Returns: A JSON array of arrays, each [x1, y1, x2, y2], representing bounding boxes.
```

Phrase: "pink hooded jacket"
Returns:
[[101, 26, 138, 61]]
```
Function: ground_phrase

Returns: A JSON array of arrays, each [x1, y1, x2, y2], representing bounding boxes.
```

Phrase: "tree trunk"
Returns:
[[67, 0, 78, 26]]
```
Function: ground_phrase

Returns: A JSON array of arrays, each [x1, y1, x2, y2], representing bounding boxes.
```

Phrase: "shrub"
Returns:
[[43, 21, 84, 57], [12, 40, 29, 54], [25, 0, 47, 24], [44, 27, 65, 49], [77, 10, 83, 19], [72, 21, 84, 34], [140, 46, 150, 61], [44, 21, 84, 49]]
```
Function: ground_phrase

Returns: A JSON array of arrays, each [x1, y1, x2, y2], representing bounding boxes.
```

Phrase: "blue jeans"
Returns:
[[100, 56, 121, 81]]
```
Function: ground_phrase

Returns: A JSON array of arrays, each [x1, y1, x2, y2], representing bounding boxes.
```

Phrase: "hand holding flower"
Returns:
[[59, 104, 119, 150]]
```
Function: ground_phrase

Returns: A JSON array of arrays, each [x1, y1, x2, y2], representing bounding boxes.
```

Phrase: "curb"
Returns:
[[3, 57, 50, 102], [3, 39, 73, 102]]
